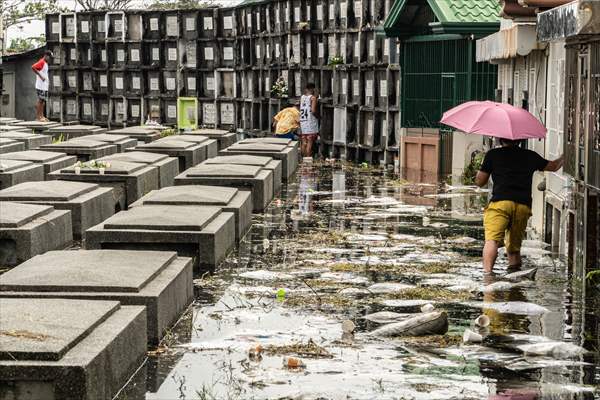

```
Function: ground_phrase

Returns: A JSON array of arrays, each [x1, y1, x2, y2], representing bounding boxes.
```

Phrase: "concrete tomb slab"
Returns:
[[0, 138, 25, 154], [0, 180, 114, 239], [186, 129, 237, 149], [162, 135, 219, 159], [11, 120, 62, 133], [0, 159, 45, 189], [40, 139, 118, 161], [97, 151, 179, 188], [132, 139, 206, 171], [175, 163, 273, 212], [204, 155, 283, 193], [0, 150, 78, 179], [0, 125, 30, 132], [0, 117, 22, 125], [44, 124, 106, 140], [86, 205, 236, 270], [74, 133, 137, 152], [0, 202, 73, 266], [107, 126, 161, 143], [130, 185, 252, 241], [0, 298, 147, 400], [219, 141, 298, 181], [48, 160, 160, 210], [0, 131, 51, 149], [0, 249, 193, 344]]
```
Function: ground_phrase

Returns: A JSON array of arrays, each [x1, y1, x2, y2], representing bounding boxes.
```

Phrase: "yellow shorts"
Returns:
[[483, 200, 531, 253]]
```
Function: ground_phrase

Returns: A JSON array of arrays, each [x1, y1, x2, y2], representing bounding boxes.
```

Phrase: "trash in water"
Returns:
[[283, 357, 306, 369], [337, 287, 371, 297], [276, 288, 286, 301], [361, 311, 412, 324], [420, 303, 436, 313], [518, 341, 588, 358], [248, 343, 263, 360], [462, 329, 483, 344], [502, 267, 537, 281], [341, 320, 356, 334], [238, 270, 294, 281], [449, 236, 478, 245], [380, 299, 438, 310], [474, 314, 490, 328], [367, 282, 415, 294], [464, 301, 550, 315], [369, 310, 448, 337]]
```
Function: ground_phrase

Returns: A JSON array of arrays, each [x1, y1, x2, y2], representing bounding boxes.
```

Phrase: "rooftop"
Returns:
[[385, 0, 501, 37]]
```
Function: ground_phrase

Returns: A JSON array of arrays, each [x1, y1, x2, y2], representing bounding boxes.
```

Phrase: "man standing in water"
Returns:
[[31, 50, 53, 122], [475, 138, 563, 274], [299, 83, 319, 159]]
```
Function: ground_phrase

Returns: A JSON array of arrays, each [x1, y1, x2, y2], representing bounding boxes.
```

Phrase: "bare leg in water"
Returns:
[[483, 241, 522, 274]]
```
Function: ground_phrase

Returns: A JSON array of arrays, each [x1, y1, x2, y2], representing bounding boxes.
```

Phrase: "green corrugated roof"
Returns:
[[384, 0, 500, 37], [429, 0, 500, 24]]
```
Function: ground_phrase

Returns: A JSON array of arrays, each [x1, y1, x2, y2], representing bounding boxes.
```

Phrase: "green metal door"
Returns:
[[440, 73, 457, 120]]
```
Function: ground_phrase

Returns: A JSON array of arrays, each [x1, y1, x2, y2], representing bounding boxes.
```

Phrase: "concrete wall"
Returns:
[[451, 131, 486, 181], [1, 51, 40, 121], [544, 40, 569, 254]]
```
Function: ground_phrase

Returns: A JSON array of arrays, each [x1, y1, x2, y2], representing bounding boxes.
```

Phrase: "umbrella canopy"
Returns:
[[440, 101, 547, 140]]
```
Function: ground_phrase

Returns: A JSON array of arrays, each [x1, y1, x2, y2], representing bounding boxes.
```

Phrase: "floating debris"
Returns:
[[518, 341, 588, 358], [238, 270, 294, 281], [265, 339, 332, 359], [361, 311, 412, 324], [502, 267, 537, 281], [370, 310, 448, 337], [466, 301, 550, 316], [367, 282, 415, 294]]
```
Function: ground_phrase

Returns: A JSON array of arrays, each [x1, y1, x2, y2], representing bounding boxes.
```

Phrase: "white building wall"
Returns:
[[544, 40, 569, 254]]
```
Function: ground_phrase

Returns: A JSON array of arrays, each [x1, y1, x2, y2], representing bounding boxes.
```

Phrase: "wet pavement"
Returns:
[[120, 161, 599, 400]]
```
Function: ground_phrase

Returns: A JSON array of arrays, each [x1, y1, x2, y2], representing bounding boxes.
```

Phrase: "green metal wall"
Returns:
[[401, 37, 497, 128]]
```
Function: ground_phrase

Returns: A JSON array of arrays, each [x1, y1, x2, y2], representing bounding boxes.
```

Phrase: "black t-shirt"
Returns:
[[480, 146, 549, 207]]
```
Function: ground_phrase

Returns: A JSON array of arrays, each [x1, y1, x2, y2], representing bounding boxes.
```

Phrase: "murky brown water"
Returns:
[[118, 161, 599, 400]]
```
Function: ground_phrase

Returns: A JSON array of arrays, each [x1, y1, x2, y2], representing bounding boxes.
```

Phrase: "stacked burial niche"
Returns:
[[45, 0, 401, 164]]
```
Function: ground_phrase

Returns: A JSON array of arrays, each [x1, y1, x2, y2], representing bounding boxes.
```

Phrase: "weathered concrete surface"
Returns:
[[219, 141, 298, 181], [161, 135, 219, 160], [0, 118, 22, 125], [73, 133, 137, 152], [86, 205, 236, 271], [0, 298, 147, 400], [130, 185, 252, 241], [106, 127, 161, 143], [44, 124, 106, 140], [48, 160, 160, 211], [0, 131, 51, 150], [40, 139, 118, 162], [186, 129, 237, 150], [0, 138, 25, 154], [0, 180, 114, 239], [0, 150, 78, 179], [132, 139, 206, 171], [0, 202, 72, 266], [97, 151, 179, 188], [11, 120, 62, 133], [204, 155, 283, 194], [0, 159, 44, 189], [0, 250, 193, 344], [174, 163, 274, 212]]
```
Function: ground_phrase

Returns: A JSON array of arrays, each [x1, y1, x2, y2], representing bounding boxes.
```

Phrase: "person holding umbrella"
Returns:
[[441, 101, 564, 274]]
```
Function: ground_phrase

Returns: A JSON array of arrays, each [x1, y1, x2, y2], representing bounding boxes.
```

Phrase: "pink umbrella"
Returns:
[[440, 101, 547, 140]]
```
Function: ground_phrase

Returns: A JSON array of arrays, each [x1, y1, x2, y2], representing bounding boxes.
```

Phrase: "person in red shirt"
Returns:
[[31, 50, 53, 122]]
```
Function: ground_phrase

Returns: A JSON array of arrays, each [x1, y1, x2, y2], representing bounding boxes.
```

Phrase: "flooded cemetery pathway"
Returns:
[[121, 161, 599, 400]]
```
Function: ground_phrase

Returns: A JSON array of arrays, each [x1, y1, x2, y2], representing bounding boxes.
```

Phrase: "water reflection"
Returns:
[[115, 163, 598, 400]]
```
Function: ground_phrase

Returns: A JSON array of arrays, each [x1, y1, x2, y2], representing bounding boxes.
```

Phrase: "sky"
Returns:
[[6, 0, 242, 42]]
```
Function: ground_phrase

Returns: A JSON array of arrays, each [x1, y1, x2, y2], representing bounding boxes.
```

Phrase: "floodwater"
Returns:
[[118, 161, 599, 400]]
